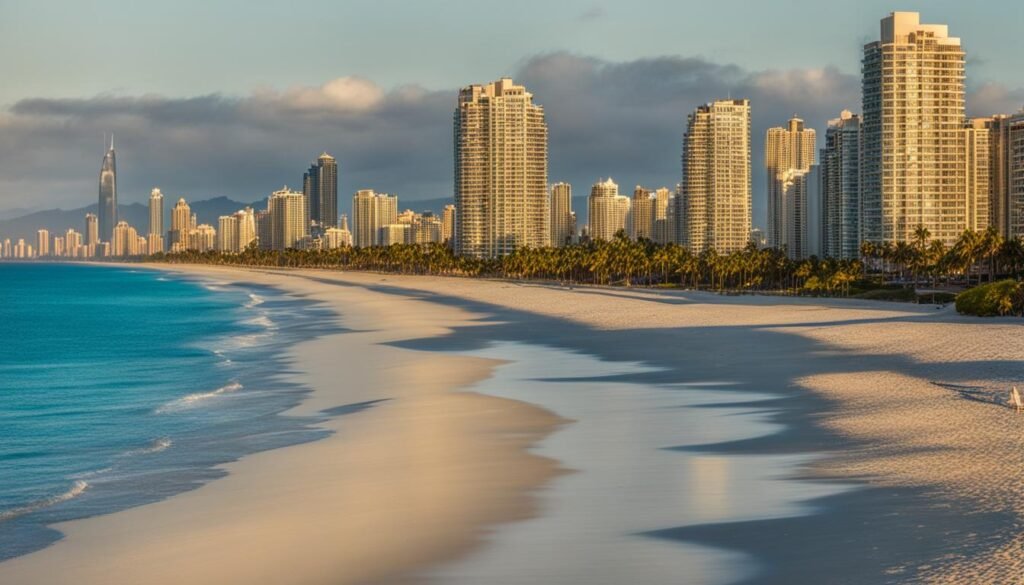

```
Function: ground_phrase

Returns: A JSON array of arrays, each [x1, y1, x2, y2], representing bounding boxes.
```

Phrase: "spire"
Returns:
[[110, 133, 114, 151]]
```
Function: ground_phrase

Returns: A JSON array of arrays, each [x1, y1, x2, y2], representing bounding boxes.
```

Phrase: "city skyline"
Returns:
[[1, 4, 1021, 224]]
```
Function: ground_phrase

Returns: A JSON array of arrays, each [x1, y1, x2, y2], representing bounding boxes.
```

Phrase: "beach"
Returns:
[[1, 265, 1022, 584]]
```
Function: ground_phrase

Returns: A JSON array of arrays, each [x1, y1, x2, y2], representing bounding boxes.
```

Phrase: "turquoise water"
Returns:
[[0, 263, 332, 560]]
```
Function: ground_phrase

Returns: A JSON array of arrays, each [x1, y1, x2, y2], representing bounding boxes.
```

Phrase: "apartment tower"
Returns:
[[550, 183, 574, 246], [303, 153, 339, 229], [821, 111, 862, 259], [766, 116, 816, 259], [351, 189, 398, 248], [588, 178, 630, 241], [454, 78, 548, 258], [862, 12, 967, 246], [678, 99, 752, 253]]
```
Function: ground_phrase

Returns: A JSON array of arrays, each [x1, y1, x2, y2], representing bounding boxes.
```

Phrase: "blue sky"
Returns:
[[0, 0, 1022, 224]]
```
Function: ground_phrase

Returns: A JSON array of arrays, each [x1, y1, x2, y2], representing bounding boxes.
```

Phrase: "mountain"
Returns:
[[0, 196, 263, 243]]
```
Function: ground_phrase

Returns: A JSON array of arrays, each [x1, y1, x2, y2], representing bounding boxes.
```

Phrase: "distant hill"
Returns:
[[0, 197, 264, 242]]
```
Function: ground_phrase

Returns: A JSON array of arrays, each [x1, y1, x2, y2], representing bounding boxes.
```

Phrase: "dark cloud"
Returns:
[[1, 53, 1021, 228], [577, 5, 606, 22]]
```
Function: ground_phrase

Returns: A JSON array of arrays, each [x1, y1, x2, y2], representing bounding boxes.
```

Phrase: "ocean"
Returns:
[[0, 263, 334, 560]]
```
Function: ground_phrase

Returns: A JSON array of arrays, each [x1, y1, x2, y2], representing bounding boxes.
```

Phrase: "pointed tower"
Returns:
[[98, 135, 118, 242]]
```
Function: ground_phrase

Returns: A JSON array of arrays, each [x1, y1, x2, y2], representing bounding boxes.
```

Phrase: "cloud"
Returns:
[[1, 52, 1020, 228], [578, 5, 605, 22]]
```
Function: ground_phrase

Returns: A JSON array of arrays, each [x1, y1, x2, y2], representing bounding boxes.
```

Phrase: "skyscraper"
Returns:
[[550, 183, 574, 247], [455, 78, 548, 258], [149, 188, 164, 239], [862, 12, 967, 246], [36, 229, 49, 257], [766, 117, 816, 259], [1009, 113, 1024, 238], [821, 111, 861, 259], [588, 178, 630, 241], [269, 187, 309, 250], [965, 120, 992, 232], [653, 187, 671, 244], [678, 99, 752, 253], [218, 215, 239, 253], [112, 221, 141, 257], [170, 198, 191, 251], [629, 186, 656, 241], [85, 213, 99, 247], [303, 153, 339, 229], [441, 205, 456, 246], [98, 136, 117, 242], [352, 189, 398, 247]]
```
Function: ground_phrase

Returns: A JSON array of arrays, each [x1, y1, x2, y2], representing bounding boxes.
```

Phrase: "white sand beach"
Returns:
[[2, 266, 1022, 584]]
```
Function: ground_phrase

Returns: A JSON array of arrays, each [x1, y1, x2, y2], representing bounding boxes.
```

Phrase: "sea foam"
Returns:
[[155, 382, 243, 414], [0, 481, 88, 523]]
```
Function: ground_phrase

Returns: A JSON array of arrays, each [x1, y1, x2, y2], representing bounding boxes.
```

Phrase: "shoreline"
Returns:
[[2, 264, 1022, 583], [0, 264, 567, 585]]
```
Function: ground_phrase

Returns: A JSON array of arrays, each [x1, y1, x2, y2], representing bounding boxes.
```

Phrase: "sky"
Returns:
[[1, 0, 1022, 226]]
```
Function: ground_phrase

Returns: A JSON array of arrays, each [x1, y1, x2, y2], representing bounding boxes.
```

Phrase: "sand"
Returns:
[[0, 266, 564, 585], [2, 266, 1022, 584]]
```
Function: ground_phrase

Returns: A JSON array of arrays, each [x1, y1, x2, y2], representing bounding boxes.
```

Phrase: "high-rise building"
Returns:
[[65, 229, 83, 258], [236, 207, 256, 252], [653, 187, 671, 244], [269, 187, 309, 250], [420, 213, 445, 244], [2, 238, 11, 258], [85, 213, 99, 247], [550, 183, 574, 247], [588, 178, 630, 241], [965, 120, 992, 232], [149, 188, 164, 245], [972, 115, 1011, 236], [352, 189, 398, 247], [821, 111, 861, 259], [380, 224, 412, 246], [170, 198, 192, 251], [806, 164, 823, 258], [1009, 113, 1024, 237], [629, 186, 656, 241], [112, 221, 141, 257], [303, 153, 339, 229], [766, 117, 816, 259], [454, 78, 548, 257], [441, 205, 456, 246], [189, 224, 217, 252], [678, 99, 752, 253], [862, 12, 968, 246], [256, 210, 272, 250], [97, 136, 117, 242], [218, 215, 239, 253], [36, 229, 49, 257]]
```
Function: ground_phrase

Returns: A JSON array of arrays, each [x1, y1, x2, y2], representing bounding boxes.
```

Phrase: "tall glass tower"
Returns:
[[303, 153, 338, 229], [98, 136, 117, 243]]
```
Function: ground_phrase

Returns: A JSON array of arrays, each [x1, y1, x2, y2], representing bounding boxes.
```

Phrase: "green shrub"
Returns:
[[955, 280, 1024, 317]]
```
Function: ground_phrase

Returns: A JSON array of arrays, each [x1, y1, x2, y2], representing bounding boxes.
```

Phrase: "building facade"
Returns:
[[588, 178, 630, 241], [352, 189, 398, 247], [821, 110, 861, 259], [629, 186, 656, 241], [454, 78, 548, 257], [149, 188, 164, 245], [678, 99, 752, 253], [862, 12, 967, 246], [97, 137, 117, 243], [304, 153, 338, 229], [550, 182, 574, 247], [269, 188, 309, 250], [766, 117, 816, 259]]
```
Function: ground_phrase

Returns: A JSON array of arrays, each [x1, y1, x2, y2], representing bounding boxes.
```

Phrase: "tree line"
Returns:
[[147, 226, 1024, 297]]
